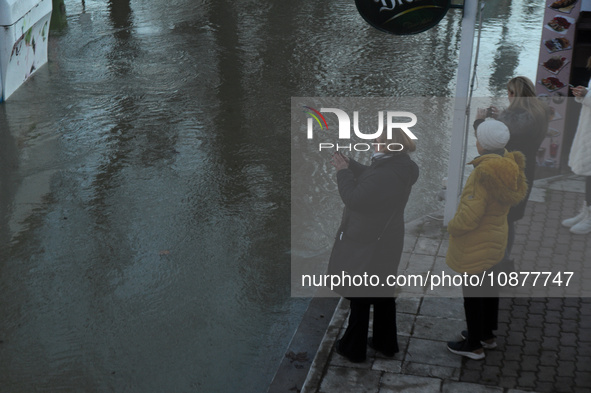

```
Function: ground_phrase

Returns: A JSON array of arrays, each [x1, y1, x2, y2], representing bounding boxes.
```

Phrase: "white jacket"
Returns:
[[569, 80, 591, 176]]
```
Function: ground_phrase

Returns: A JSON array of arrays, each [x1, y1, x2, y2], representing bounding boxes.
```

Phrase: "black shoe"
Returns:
[[335, 339, 366, 363], [368, 337, 398, 357], [460, 330, 497, 349], [447, 340, 485, 360]]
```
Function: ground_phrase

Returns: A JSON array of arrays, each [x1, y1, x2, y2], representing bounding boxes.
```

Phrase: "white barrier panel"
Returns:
[[0, 0, 52, 102]]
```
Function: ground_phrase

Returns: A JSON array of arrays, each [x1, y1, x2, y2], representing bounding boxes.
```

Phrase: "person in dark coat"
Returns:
[[329, 128, 419, 363], [474, 76, 550, 262]]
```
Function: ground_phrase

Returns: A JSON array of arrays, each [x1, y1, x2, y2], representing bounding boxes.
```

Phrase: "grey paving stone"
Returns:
[[330, 350, 373, 370], [524, 328, 543, 343], [574, 370, 591, 388], [398, 252, 412, 272], [396, 312, 416, 336], [543, 323, 561, 338], [537, 365, 556, 382], [539, 350, 558, 367], [496, 321, 509, 336], [371, 359, 402, 373], [437, 239, 448, 257], [533, 381, 556, 393], [563, 306, 579, 320], [556, 360, 576, 378], [484, 350, 503, 367], [527, 303, 545, 315], [512, 305, 528, 315], [546, 298, 563, 310], [506, 332, 525, 346], [416, 218, 446, 239], [509, 318, 527, 333], [379, 373, 442, 393], [557, 345, 577, 360], [520, 355, 538, 372], [396, 297, 421, 314], [403, 236, 418, 253], [501, 360, 520, 377], [419, 297, 464, 319], [401, 254, 436, 276], [402, 361, 460, 381], [503, 345, 522, 361], [463, 358, 484, 371], [459, 369, 481, 383], [575, 356, 591, 372], [525, 314, 544, 327], [560, 331, 578, 347], [497, 376, 518, 389], [517, 371, 537, 388], [560, 320, 578, 333], [413, 237, 442, 256], [507, 389, 544, 393], [405, 338, 461, 368], [319, 366, 381, 393], [480, 365, 501, 384], [412, 315, 464, 342], [442, 380, 503, 392], [554, 376, 576, 393]]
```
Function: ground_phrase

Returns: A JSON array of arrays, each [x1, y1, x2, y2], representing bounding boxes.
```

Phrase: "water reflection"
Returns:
[[0, 106, 18, 250], [485, 0, 521, 95]]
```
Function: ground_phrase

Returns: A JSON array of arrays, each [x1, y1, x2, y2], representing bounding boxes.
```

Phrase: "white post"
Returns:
[[443, 1, 479, 226]]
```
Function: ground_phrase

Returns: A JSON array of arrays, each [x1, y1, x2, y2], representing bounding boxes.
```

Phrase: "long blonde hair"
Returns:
[[506, 76, 550, 126]]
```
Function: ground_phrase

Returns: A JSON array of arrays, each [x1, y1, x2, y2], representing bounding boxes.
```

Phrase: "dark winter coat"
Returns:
[[474, 107, 548, 221], [333, 152, 419, 283]]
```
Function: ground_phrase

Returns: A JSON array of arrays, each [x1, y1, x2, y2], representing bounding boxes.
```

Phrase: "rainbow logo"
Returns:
[[303, 106, 328, 130]]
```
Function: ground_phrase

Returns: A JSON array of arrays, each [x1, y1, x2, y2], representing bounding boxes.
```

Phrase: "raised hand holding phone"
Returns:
[[331, 151, 349, 171]]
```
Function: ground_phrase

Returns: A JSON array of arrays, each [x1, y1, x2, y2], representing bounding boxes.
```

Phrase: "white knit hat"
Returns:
[[476, 118, 510, 151]]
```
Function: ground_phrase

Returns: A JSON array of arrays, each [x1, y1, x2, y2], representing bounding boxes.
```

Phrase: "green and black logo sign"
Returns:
[[355, 0, 451, 35]]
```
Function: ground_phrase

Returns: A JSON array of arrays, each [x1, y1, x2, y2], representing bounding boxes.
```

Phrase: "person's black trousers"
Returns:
[[338, 297, 399, 360], [505, 218, 516, 261], [462, 277, 499, 348]]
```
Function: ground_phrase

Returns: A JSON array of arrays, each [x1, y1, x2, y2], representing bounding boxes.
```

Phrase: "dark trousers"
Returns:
[[586, 176, 591, 205], [504, 218, 516, 261], [462, 277, 499, 347], [338, 297, 399, 359]]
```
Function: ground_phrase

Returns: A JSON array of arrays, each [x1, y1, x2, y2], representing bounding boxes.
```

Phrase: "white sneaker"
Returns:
[[570, 206, 591, 235], [562, 202, 589, 228]]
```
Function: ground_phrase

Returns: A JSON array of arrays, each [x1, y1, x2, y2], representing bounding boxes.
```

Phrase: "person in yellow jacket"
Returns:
[[446, 118, 528, 360]]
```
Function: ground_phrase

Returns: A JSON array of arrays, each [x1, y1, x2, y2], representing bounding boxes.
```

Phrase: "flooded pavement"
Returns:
[[0, 0, 544, 391]]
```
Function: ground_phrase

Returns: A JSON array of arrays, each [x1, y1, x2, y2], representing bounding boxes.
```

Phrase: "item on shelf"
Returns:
[[549, 0, 578, 11], [544, 37, 571, 53], [542, 56, 568, 74], [547, 15, 572, 32], [541, 76, 565, 91]]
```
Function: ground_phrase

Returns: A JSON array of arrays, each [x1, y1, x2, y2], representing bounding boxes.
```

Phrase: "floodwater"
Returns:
[[0, 0, 544, 391]]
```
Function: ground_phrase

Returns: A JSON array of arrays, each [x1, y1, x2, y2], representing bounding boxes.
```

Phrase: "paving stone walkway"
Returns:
[[301, 174, 591, 393]]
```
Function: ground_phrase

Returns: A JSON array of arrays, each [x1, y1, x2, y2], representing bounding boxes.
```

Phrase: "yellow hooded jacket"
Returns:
[[446, 150, 528, 274]]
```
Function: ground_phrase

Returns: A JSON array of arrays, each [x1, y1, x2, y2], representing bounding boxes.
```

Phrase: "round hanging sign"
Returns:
[[355, 0, 452, 35]]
